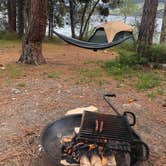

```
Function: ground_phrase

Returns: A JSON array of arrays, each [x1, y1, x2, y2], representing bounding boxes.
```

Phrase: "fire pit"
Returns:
[[41, 94, 149, 165]]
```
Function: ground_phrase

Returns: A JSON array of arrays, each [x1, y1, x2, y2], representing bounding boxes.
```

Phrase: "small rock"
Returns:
[[119, 83, 125, 87], [0, 67, 5, 70], [12, 88, 21, 94], [0, 64, 5, 70], [11, 97, 16, 101], [57, 90, 61, 94], [38, 144, 43, 152]]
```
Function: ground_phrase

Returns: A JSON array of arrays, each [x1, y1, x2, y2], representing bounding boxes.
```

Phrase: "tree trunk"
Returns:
[[17, 0, 25, 37], [7, 0, 16, 32], [69, 0, 76, 38], [79, 2, 88, 39], [160, 0, 166, 43], [48, 0, 54, 38], [18, 0, 48, 65], [80, 0, 100, 39], [137, 0, 158, 60]]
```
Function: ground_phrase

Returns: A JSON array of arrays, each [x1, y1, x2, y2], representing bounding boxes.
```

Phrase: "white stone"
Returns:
[[12, 88, 21, 94]]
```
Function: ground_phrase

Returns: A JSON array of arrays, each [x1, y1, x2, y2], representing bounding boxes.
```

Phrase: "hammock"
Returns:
[[53, 31, 133, 51]]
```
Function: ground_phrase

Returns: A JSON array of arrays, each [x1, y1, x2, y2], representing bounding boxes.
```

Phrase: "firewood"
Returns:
[[104, 155, 116, 166], [91, 154, 102, 166], [80, 155, 91, 166]]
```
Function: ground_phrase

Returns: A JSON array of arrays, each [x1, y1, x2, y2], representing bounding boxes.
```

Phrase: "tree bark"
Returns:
[[160, 0, 166, 43], [69, 0, 76, 38], [137, 0, 158, 60], [79, 2, 88, 39], [80, 0, 100, 39], [17, 0, 25, 37], [7, 0, 16, 32], [18, 0, 48, 65], [48, 0, 54, 38]]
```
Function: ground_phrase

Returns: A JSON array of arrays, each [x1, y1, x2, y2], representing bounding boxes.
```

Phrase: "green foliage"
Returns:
[[44, 36, 64, 44], [0, 31, 21, 41], [1, 64, 26, 79], [98, 6, 109, 16], [47, 71, 61, 78], [102, 48, 146, 79], [102, 44, 164, 91], [119, 0, 139, 21], [146, 88, 165, 99], [76, 67, 104, 84], [135, 73, 162, 90], [150, 44, 166, 63], [17, 83, 26, 87], [146, 91, 157, 99], [48, 0, 66, 28]]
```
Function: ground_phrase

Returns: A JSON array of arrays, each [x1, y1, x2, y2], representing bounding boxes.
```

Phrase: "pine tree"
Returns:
[[18, 0, 48, 65], [160, 0, 166, 43], [137, 0, 158, 60]]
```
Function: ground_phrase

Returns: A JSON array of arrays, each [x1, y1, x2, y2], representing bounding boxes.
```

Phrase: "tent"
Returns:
[[88, 21, 134, 43]]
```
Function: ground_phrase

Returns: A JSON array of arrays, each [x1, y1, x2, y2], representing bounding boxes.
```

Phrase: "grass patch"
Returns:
[[1, 64, 26, 79], [0, 31, 21, 47], [17, 83, 26, 87], [102, 49, 144, 80], [102, 46, 164, 91], [146, 88, 165, 100], [157, 88, 164, 95], [83, 60, 103, 65], [76, 67, 104, 84], [47, 71, 61, 78], [150, 44, 166, 63], [135, 73, 162, 90], [146, 92, 157, 99], [44, 36, 64, 44]]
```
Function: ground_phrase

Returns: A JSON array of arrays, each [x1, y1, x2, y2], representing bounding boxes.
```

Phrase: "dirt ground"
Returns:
[[0, 43, 165, 166]]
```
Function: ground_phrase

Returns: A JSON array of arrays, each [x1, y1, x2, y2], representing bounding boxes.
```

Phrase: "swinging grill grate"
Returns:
[[77, 111, 133, 143]]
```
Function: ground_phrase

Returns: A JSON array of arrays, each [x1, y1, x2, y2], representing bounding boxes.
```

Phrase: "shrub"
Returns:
[[150, 44, 166, 63]]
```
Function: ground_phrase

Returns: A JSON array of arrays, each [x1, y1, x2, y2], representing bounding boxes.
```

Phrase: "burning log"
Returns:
[[103, 155, 116, 166], [91, 154, 102, 166], [80, 155, 91, 166]]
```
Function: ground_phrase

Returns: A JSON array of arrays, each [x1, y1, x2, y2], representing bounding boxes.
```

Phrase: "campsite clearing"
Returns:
[[0, 43, 165, 165]]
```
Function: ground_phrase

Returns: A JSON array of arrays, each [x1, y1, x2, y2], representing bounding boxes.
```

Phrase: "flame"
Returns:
[[89, 144, 96, 150]]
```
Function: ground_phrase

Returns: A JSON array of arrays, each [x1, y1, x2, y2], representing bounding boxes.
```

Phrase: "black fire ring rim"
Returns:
[[41, 114, 83, 165]]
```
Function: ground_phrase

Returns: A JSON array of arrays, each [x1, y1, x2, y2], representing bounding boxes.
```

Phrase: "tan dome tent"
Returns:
[[53, 21, 134, 51], [88, 21, 134, 43]]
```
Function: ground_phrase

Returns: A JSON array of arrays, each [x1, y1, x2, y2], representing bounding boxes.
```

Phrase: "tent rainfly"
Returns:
[[88, 21, 134, 43]]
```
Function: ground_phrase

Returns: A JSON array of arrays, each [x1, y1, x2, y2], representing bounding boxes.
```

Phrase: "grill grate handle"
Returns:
[[103, 94, 121, 116]]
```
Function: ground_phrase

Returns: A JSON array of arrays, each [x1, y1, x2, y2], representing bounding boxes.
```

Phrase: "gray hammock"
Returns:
[[53, 31, 133, 51]]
